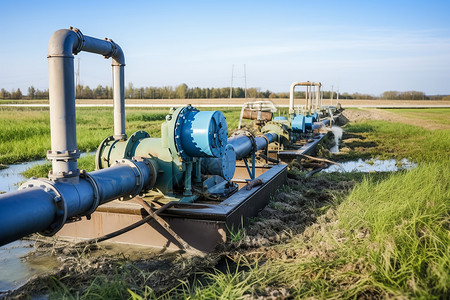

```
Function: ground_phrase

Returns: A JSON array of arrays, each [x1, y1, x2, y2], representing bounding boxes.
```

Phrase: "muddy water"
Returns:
[[0, 240, 60, 293], [323, 158, 417, 173], [329, 126, 343, 153]]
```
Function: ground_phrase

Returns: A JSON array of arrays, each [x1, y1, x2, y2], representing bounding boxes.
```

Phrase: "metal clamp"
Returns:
[[19, 179, 68, 236]]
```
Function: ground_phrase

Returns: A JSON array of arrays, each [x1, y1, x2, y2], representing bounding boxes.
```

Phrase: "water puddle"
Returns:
[[329, 126, 343, 153], [323, 158, 417, 173], [0, 240, 59, 293], [0, 152, 94, 193], [0, 159, 47, 193]]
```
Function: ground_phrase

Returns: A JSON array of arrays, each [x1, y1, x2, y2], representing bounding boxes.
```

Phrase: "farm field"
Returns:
[[1, 107, 449, 299], [2, 98, 450, 108]]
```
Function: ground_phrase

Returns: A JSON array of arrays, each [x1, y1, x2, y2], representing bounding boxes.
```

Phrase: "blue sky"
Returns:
[[1, 0, 449, 95]]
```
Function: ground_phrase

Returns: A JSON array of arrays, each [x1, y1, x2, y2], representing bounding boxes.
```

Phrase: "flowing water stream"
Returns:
[[323, 158, 417, 173], [329, 126, 343, 153]]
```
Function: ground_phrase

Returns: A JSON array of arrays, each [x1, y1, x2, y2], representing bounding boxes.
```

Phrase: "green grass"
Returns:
[[22, 155, 96, 178], [5, 107, 449, 298], [0, 106, 242, 165], [384, 108, 450, 126], [337, 120, 450, 163], [258, 159, 449, 299], [155, 119, 450, 299]]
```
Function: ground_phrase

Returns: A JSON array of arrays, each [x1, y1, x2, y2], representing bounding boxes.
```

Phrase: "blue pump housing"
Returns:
[[201, 144, 236, 181], [305, 116, 314, 130], [177, 107, 228, 160], [292, 114, 306, 133]]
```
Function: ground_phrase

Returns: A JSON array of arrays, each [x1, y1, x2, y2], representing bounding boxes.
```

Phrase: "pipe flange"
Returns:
[[70, 27, 85, 55], [173, 105, 199, 161], [124, 131, 150, 159], [112, 158, 144, 199], [47, 149, 80, 161], [104, 38, 117, 59], [231, 130, 257, 158], [19, 179, 68, 236], [95, 135, 115, 169], [79, 170, 100, 218]]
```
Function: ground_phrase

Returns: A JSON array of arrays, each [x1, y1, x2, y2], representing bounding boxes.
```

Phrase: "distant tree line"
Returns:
[[0, 84, 447, 100]]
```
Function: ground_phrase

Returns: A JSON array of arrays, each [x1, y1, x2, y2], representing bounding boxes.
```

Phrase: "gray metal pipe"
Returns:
[[289, 81, 322, 118], [47, 28, 126, 180], [0, 159, 154, 247]]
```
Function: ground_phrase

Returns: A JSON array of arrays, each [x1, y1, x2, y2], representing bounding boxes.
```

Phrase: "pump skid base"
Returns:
[[56, 165, 287, 252]]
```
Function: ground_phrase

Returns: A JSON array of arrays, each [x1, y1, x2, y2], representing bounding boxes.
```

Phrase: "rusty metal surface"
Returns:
[[242, 109, 273, 121], [57, 210, 227, 251]]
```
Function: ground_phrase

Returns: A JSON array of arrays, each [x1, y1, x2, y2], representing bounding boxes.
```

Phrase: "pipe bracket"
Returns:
[[19, 179, 68, 236]]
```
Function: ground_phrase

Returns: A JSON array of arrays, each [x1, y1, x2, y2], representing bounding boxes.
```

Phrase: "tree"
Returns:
[[28, 86, 36, 99], [126, 82, 134, 99], [11, 88, 23, 99], [175, 83, 188, 99], [0, 88, 10, 99], [83, 86, 94, 99]]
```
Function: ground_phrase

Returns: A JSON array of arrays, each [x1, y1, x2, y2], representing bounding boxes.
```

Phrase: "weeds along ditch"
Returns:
[[2, 108, 450, 299]]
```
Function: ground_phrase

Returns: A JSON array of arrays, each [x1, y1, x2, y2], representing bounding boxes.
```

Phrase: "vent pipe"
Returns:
[[47, 27, 126, 180]]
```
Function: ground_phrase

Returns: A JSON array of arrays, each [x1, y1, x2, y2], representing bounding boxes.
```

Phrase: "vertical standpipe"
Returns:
[[47, 28, 126, 180]]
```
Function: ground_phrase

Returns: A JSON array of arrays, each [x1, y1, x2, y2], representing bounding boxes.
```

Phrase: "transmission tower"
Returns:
[[229, 64, 247, 99]]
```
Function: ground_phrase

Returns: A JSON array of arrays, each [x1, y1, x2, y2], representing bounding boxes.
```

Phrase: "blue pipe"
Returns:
[[0, 158, 154, 247], [228, 132, 277, 160]]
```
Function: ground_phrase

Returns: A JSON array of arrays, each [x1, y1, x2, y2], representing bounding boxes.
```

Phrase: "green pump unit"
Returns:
[[95, 105, 237, 201]]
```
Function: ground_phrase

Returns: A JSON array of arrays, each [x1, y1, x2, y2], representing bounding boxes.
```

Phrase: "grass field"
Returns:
[[2, 107, 449, 299], [0, 106, 243, 166], [384, 108, 450, 126]]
